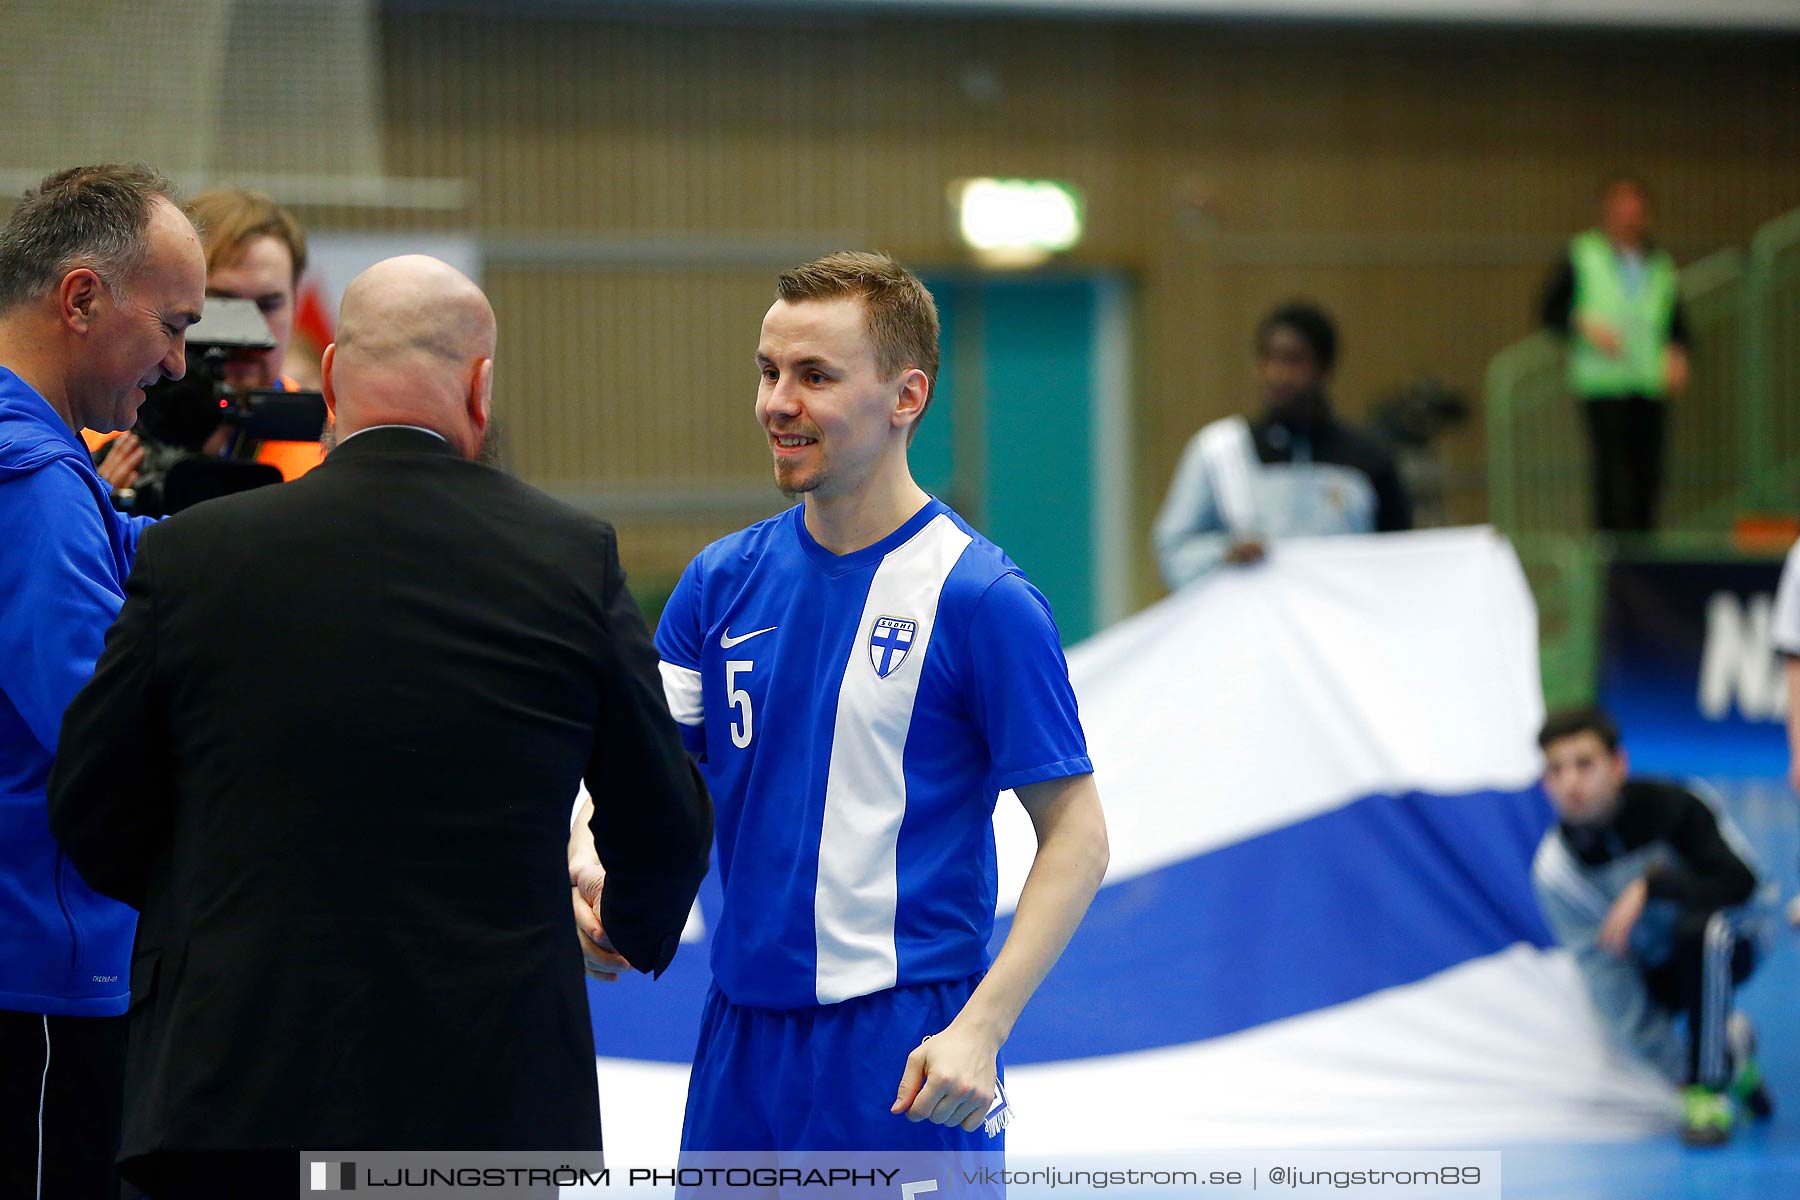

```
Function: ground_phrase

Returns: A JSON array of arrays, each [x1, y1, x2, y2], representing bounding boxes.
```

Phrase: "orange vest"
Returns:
[[257, 434, 325, 481]]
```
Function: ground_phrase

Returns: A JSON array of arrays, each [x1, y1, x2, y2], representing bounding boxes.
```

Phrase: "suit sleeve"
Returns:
[[46, 523, 176, 909], [585, 533, 713, 978]]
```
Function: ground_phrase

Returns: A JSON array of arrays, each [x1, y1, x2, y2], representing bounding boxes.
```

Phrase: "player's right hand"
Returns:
[[892, 1024, 999, 1133], [571, 862, 631, 981]]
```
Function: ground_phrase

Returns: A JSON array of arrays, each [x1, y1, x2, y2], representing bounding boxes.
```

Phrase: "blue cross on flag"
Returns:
[[868, 616, 917, 678]]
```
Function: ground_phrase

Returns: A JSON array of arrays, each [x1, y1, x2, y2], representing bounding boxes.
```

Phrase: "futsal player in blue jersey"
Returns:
[[591, 251, 1110, 1157]]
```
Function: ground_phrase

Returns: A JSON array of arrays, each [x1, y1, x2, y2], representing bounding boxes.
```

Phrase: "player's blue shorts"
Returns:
[[680, 972, 1008, 1154]]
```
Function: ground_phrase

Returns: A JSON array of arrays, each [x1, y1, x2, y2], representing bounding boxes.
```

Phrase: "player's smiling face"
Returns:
[[755, 297, 906, 498]]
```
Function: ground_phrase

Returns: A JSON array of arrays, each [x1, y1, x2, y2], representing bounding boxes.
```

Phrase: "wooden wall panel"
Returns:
[[483, 267, 774, 485], [319, 9, 1800, 602]]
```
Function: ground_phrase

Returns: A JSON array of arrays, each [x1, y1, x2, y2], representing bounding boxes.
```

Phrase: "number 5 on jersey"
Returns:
[[726, 660, 754, 748]]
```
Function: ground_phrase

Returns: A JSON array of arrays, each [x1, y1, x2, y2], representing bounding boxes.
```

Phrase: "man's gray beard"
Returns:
[[477, 414, 506, 470], [318, 420, 337, 457]]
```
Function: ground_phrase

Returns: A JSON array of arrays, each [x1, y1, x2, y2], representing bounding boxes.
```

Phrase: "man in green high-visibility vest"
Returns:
[[1541, 177, 1691, 533]]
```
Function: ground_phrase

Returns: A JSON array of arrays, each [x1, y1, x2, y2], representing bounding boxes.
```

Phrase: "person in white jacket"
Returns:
[[1152, 302, 1410, 587]]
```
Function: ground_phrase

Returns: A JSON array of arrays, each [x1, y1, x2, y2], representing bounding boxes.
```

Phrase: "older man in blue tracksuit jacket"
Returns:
[[0, 165, 205, 1197], [0, 374, 157, 1197], [0, 366, 154, 1012]]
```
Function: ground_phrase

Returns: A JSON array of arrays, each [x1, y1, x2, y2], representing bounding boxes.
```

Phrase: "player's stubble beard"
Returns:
[[769, 426, 826, 498], [774, 455, 823, 499]]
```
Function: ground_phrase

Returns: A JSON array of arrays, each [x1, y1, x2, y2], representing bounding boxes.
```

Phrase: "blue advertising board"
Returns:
[[1598, 558, 1788, 777]]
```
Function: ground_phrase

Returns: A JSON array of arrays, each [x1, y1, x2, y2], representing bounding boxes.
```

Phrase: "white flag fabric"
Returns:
[[594, 528, 1677, 1155]]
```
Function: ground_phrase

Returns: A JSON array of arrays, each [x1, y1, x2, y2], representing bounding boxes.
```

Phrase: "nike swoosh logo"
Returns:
[[719, 625, 777, 649]]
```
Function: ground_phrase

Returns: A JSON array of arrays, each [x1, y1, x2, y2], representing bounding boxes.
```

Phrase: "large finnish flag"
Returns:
[[587, 528, 1675, 1153]]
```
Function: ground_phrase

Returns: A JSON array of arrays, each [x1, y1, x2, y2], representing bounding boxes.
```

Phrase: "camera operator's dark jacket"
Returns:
[[0, 366, 154, 1018], [48, 426, 712, 1167]]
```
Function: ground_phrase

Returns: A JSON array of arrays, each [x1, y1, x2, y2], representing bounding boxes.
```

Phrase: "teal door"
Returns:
[[916, 274, 1131, 644]]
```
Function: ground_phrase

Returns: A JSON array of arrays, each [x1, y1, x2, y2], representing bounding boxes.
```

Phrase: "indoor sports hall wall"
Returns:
[[374, 7, 1800, 606], [5, 3, 1799, 608]]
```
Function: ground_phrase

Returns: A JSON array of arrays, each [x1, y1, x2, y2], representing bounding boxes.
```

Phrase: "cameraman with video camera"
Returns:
[[94, 187, 325, 515]]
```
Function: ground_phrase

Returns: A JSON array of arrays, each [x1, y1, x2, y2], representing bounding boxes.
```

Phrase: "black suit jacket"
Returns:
[[48, 427, 711, 1160]]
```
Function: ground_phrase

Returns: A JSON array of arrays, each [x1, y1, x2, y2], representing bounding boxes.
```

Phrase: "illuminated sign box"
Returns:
[[953, 178, 1085, 267]]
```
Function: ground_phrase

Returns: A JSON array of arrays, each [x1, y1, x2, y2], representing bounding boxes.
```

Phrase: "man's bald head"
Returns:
[[322, 255, 496, 459]]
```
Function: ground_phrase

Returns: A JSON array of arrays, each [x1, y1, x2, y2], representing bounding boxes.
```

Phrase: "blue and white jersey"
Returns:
[[656, 497, 1091, 1010]]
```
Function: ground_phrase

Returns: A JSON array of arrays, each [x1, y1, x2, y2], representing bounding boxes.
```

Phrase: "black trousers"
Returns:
[[1644, 908, 1757, 1089], [0, 1009, 125, 1200], [1582, 395, 1667, 533], [121, 1152, 297, 1199]]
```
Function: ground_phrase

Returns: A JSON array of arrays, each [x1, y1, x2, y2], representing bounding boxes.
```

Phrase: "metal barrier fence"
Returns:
[[1747, 206, 1800, 511], [1487, 206, 1800, 706]]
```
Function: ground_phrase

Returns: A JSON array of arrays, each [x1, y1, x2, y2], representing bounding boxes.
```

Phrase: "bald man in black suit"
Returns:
[[50, 255, 710, 1196]]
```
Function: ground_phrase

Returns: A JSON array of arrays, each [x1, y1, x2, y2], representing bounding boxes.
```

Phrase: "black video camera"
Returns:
[[136, 296, 326, 450], [116, 297, 328, 515]]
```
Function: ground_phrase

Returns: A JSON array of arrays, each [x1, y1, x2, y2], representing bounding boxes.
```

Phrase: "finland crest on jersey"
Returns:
[[868, 616, 917, 678]]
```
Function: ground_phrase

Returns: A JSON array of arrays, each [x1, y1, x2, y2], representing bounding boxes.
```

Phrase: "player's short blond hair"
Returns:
[[776, 251, 940, 392]]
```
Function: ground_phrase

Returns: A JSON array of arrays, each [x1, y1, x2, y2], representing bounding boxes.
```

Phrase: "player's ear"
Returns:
[[893, 367, 929, 433]]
